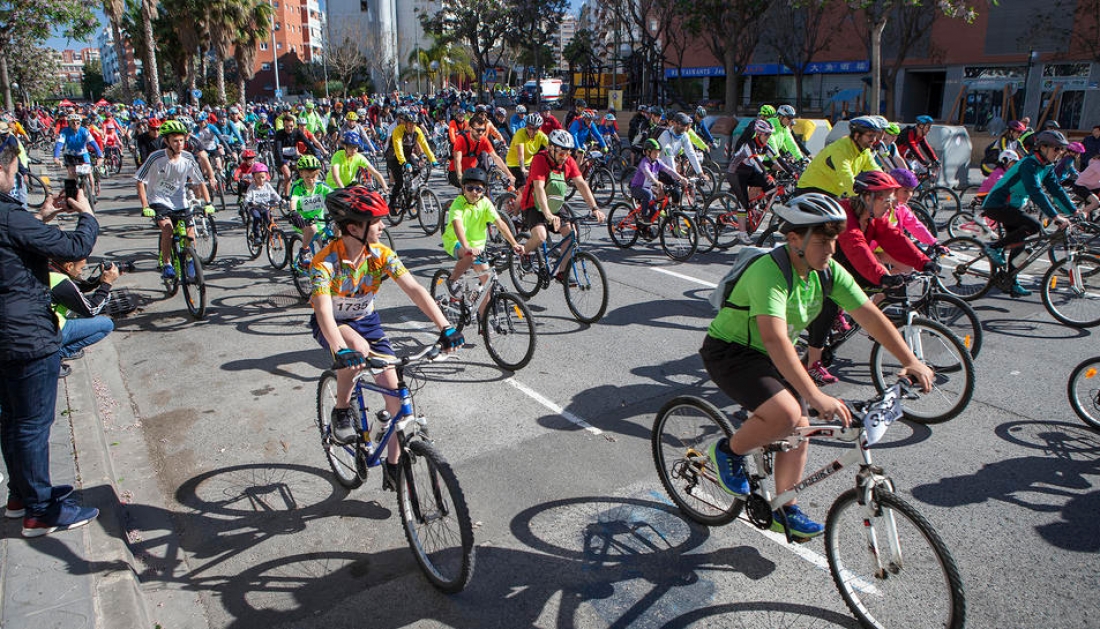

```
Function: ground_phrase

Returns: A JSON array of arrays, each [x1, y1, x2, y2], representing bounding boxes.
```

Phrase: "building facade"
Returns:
[[326, 0, 442, 94], [95, 26, 139, 87], [247, 0, 324, 99]]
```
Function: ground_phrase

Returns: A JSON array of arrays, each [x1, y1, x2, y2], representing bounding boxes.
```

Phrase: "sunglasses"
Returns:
[[464, 184, 485, 193], [470, 127, 486, 133]]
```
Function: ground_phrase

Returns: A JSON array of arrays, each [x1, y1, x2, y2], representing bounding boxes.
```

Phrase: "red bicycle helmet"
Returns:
[[852, 170, 901, 194], [325, 186, 389, 224], [1007, 120, 1026, 132], [241, 149, 257, 159]]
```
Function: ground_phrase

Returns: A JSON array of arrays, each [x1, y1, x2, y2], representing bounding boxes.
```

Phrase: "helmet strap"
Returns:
[[793, 226, 814, 259]]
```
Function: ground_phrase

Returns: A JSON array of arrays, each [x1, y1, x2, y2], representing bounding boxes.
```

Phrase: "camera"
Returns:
[[64, 179, 78, 199]]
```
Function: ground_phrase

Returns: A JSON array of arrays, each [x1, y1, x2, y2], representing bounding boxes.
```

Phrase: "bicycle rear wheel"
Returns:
[[651, 396, 742, 526], [695, 214, 718, 254], [316, 371, 365, 489], [1068, 357, 1100, 430], [193, 215, 218, 265], [288, 235, 312, 301], [481, 291, 537, 371], [659, 210, 698, 262], [587, 166, 616, 208], [179, 247, 207, 319], [1041, 254, 1100, 328], [826, 487, 965, 629], [869, 317, 974, 423], [418, 188, 444, 235], [429, 269, 466, 330], [937, 237, 996, 301], [397, 439, 475, 593], [922, 293, 983, 358], [267, 228, 289, 269], [705, 193, 748, 249], [919, 185, 961, 219], [564, 251, 609, 323], [607, 202, 640, 248], [507, 237, 545, 299]]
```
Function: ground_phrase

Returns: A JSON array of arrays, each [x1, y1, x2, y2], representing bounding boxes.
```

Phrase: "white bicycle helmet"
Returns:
[[516, 104, 527, 114], [548, 128, 575, 149], [998, 149, 1020, 164], [777, 104, 797, 118], [775, 193, 847, 228], [525, 112, 543, 128]]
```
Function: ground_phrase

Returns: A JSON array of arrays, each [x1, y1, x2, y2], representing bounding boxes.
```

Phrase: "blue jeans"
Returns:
[[630, 185, 656, 221], [60, 316, 114, 359], [0, 352, 62, 518]]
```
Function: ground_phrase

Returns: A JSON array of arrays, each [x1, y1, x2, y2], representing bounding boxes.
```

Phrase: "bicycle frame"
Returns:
[[343, 375, 421, 470]]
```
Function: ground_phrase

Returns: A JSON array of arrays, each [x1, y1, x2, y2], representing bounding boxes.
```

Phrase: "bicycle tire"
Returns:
[[507, 237, 545, 299], [563, 251, 609, 323], [380, 226, 395, 251], [919, 185, 961, 219], [921, 293, 983, 358], [1067, 357, 1100, 430], [1041, 253, 1100, 328], [179, 247, 207, 319], [946, 210, 998, 241], [316, 370, 364, 489], [869, 317, 974, 423], [244, 216, 264, 259], [618, 166, 636, 198], [418, 188, 444, 236], [164, 252, 181, 297], [288, 235, 312, 301], [607, 202, 640, 248], [937, 236, 995, 301], [907, 201, 939, 239], [651, 396, 742, 526], [587, 166, 616, 208], [481, 291, 537, 371], [81, 175, 96, 210], [267, 229, 290, 269], [695, 214, 718, 253], [397, 439, 475, 594], [193, 215, 218, 265], [659, 210, 699, 262], [429, 269, 466, 330], [826, 487, 966, 629], [23, 173, 50, 209], [704, 193, 748, 250], [215, 176, 228, 213]]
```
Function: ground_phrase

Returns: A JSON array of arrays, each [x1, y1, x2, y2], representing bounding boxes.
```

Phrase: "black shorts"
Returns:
[[149, 202, 190, 221], [63, 154, 89, 167], [1071, 183, 1097, 199], [509, 166, 527, 188], [700, 335, 797, 412], [523, 204, 575, 233]]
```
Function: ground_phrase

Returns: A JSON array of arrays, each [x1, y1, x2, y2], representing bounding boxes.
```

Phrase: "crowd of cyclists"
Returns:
[[6, 82, 1100, 543]]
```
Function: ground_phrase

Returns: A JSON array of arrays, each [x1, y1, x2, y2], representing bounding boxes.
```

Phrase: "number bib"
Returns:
[[331, 295, 375, 321]]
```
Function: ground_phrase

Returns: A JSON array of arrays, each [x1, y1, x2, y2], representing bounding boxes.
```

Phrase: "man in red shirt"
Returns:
[[518, 128, 604, 277], [897, 115, 939, 169], [447, 113, 513, 189], [538, 103, 563, 136]]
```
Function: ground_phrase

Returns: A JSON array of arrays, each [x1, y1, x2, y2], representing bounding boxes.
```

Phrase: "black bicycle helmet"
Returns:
[[462, 167, 488, 186], [1035, 130, 1069, 148]]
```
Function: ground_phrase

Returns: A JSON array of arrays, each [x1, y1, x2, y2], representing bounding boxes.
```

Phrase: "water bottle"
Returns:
[[371, 410, 391, 444]]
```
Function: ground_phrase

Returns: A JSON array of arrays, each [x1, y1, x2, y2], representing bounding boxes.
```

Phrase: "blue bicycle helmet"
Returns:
[[916, 115, 934, 125], [342, 131, 361, 146], [849, 116, 886, 133]]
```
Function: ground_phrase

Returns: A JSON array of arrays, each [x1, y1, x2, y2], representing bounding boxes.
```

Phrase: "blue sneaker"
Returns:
[[186, 260, 196, 280], [771, 504, 824, 540], [22, 499, 99, 538], [161, 264, 176, 280], [1009, 280, 1032, 298], [984, 245, 1006, 267], [708, 438, 749, 496]]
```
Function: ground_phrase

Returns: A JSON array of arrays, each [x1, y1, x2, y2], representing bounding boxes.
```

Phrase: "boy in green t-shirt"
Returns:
[[441, 167, 523, 315], [326, 132, 388, 191], [289, 154, 335, 268]]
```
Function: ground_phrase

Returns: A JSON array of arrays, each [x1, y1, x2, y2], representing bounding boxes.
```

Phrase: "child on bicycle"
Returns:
[[242, 163, 281, 246], [877, 168, 941, 272], [703, 194, 933, 540], [629, 138, 689, 229], [289, 154, 335, 264], [232, 149, 258, 196], [310, 186, 463, 485], [441, 168, 524, 313]]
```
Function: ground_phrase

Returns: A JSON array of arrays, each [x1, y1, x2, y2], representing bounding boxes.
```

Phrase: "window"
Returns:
[[274, 21, 280, 30], [272, 1, 278, 6], [260, 42, 268, 51], [360, 0, 368, 12], [276, 43, 282, 49], [262, 62, 271, 70]]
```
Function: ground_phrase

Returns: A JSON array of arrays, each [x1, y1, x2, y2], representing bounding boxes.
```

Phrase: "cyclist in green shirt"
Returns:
[[327, 131, 387, 191], [289, 154, 335, 266], [702, 194, 933, 540]]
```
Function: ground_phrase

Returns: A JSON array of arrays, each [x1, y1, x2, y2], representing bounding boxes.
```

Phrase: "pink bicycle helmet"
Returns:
[[250, 163, 269, 174]]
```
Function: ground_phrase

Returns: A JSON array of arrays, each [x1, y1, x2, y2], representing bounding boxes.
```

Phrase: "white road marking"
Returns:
[[651, 267, 717, 288], [505, 377, 603, 435]]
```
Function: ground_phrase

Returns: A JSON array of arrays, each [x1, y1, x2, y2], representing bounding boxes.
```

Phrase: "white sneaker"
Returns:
[[737, 232, 755, 245]]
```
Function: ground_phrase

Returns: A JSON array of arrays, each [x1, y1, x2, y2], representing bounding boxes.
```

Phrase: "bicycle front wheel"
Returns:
[[651, 396, 742, 526], [507, 238, 545, 299], [564, 251, 609, 323], [937, 237, 995, 301], [418, 188, 444, 235], [429, 269, 466, 330], [316, 370, 364, 489], [870, 317, 974, 423], [587, 166, 616, 208], [287, 235, 312, 301], [695, 214, 718, 254], [481, 291, 537, 371], [922, 293, 983, 358], [606, 202, 640, 248], [1041, 254, 1100, 328], [705, 193, 747, 250], [24, 173, 51, 209], [919, 185, 961, 219], [267, 229, 289, 269], [193, 214, 218, 265], [244, 216, 263, 259], [397, 439, 475, 593], [659, 210, 699, 262], [1068, 357, 1100, 430], [179, 247, 207, 319], [826, 487, 965, 629]]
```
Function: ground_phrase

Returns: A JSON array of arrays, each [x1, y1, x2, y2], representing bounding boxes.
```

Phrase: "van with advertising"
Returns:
[[521, 78, 566, 106]]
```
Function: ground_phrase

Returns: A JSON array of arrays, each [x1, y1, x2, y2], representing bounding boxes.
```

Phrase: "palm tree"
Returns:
[[103, 0, 133, 102], [161, 0, 207, 104], [139, 0, 161, 103], [208, 0, 247, 105], [231, 0, 273, 106]]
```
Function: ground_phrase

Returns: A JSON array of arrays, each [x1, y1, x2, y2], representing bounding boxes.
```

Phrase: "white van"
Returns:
[[522, 78, 566, 105]]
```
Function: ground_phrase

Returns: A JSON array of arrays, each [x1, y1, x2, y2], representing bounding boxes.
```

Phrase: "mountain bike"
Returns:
[[183, 188, 218, 265], [607, 195, 699, 262], [316, 345, 474, 593], [507, 215, 610, 324], [652, 381, 965, 629], [104, 145, 124, 176], [243, 201, 291, 269], [1068, 356, 1100, 430], [155, 209, 207, 319], [74, 162, 97, 209], [389, 156, 441, 229], [428, 251, 537, 371], [703, 173, 797, 249]]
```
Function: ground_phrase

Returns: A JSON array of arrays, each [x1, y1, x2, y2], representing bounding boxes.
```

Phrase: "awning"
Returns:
[[826, 89, 863, 104]]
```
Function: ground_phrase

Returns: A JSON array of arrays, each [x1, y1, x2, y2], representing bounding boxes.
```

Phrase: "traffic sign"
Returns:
[[274, 89, 283, 100], [191, 89, 202, 100]]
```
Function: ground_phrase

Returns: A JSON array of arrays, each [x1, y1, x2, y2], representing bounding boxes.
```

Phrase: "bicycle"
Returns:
[[913, 163, 961, 220], [428, 251, 537, 371], [103, 145, 124, 176], [566, 145, 616, 208], [183, 188, 218, 265], [73, 162, 97, 209], [651, 381, 965, 629], [703, 174, 797, 249], [606, 194, 699, 262], [507, 215, 610, 324], [288, 219, 396, 301], [1068, 356, 1100, 430], [389, 156, 442, 231], [155, 209, 207, 319], [243, 200, 291, 269], [316, 345, 475, 593]]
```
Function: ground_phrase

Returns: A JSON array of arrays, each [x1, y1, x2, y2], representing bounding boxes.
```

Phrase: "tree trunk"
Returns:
[[723, 50, 738, 115], [187, 57, 197, 104], [141, 0, 161, 104], [870, 17, 886, 115], [110, 21, 133, 103], [0, 53, 11, 112], [216, 55, 227, 105], [198, 47, 208, 96], [238, 75, 247, 107]]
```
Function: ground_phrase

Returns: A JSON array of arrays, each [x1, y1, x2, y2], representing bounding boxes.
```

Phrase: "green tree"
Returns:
[[82, 58, 106, 100], [102, 0, 133, 102], [504, 0, 568, 95], [230, 0, 272, 105], [681, 0, 774, 114], [562, 28, 598, 106], [161, 0, 209, 104], [407, 38, 475, 94], [0, 0, 96, 109], [419, 0, 511, 100], [138, 0, 161, 103]]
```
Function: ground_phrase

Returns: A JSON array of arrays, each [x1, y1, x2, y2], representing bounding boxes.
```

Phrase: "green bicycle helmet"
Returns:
[[758, 104, 776, 117], [297, 154, 322, 171], [158, 119, 188, 137], [643, 138, 661, 151]]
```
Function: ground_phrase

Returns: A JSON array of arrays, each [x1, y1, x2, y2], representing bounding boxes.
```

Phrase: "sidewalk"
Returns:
[[0, 354, 149, 629]]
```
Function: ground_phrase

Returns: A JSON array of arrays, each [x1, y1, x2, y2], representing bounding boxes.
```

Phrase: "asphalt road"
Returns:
[[56, 155, 1100, 629]]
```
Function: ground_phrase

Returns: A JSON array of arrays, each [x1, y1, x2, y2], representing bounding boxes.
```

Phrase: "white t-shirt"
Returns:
[[135, 149, 206, 210]]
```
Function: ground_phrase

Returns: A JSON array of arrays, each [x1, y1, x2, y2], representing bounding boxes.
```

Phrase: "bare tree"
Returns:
[[763, 0, 838, 111], [848, 1, 938, 118], [681, 0, 776, 114], [326, 25, 368, 98]]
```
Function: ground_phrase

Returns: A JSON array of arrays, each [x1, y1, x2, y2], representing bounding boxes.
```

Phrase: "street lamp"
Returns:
[[270, 4, 281, 101], [1023, 49, 1040, 122]]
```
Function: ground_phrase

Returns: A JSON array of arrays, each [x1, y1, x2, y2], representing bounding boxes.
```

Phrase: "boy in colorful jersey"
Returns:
[[309, 187, 462, 487], [288, 154, 334, 266]]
